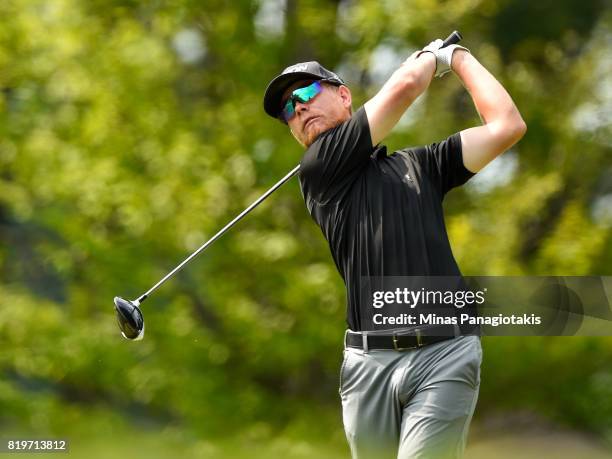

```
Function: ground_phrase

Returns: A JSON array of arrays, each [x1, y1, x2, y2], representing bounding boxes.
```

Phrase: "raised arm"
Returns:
[[452, 51, 527, 173], [364, 52, 436, 146]]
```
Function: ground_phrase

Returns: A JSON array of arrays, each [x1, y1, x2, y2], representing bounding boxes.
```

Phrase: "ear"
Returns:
[[337, 85, 352, 111]]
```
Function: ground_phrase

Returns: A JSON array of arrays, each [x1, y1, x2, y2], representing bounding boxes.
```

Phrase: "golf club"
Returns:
[[114, 30, 463, 340], [114, 164, 300, 340]]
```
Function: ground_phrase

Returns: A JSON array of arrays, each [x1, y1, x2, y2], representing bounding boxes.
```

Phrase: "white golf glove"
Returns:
[[418, 39, 470, 78]]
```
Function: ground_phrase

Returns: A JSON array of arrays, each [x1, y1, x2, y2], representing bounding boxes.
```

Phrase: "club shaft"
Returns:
[[135, 29, 462, 305], [137, 164, 301, 304]]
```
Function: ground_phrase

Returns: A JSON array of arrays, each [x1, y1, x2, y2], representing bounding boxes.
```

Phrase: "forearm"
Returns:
[[452, 51, 525, 128], [389, 52, 436, 103], [365, 52, 436, 145]]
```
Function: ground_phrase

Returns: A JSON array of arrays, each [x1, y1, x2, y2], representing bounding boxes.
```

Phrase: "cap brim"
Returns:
[[263, 72, 324, 119]]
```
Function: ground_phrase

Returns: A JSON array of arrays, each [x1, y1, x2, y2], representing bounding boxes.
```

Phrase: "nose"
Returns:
[[294, 100, 309, 114]]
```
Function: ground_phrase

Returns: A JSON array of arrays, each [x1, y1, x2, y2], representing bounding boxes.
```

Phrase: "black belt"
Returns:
[[345, 324, 460, 351]]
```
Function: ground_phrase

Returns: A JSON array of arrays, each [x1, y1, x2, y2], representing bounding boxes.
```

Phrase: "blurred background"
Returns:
[[0, 0, 611, 457]]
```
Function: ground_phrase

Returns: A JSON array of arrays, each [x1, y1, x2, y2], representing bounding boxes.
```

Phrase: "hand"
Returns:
[[432, 44, 470, 78], [417, 39, 471, 78], [421, 38, 444, 55], [415, 39, 444, 74]]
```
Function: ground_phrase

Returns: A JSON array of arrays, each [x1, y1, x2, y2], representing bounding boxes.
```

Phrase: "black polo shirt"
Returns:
[[298, 106, 477, 332]]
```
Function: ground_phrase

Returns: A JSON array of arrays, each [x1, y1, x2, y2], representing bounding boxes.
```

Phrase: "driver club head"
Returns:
[[114, 296, 145, 341]]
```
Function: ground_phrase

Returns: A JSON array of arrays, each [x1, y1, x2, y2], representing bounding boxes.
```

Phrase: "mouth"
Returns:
[[304, 116, 319, 130]]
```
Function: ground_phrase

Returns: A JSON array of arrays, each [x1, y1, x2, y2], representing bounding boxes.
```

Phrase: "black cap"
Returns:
[[263, 61, 345, 119]]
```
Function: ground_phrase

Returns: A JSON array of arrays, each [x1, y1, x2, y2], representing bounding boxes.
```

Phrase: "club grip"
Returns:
[[441, 30, 462, 48]]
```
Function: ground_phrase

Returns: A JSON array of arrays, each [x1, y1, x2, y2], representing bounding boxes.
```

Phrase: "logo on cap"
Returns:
[[285, 64, 309, 73]]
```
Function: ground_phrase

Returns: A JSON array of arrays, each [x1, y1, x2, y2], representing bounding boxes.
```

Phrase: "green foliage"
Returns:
[[0, 0, 610, 453]]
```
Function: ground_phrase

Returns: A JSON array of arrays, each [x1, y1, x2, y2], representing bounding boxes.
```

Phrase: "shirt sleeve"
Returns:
[[419, 132, 475, 197], [298, 106, 374, 205]]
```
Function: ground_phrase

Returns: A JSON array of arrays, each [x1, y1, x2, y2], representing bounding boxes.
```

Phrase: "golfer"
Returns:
[[263, 38, 526, 458]]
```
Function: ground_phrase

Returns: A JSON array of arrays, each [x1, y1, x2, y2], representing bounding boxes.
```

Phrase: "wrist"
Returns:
[[418, 51, 436, 75], [450, 48, 470, 72], [416, 50, 436, 62]]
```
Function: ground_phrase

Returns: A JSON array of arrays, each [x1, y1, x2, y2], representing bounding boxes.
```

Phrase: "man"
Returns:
[[263, 38, 526, 458]]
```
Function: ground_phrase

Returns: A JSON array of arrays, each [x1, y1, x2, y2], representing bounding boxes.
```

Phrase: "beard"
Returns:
[[301, 115, 342, 147]]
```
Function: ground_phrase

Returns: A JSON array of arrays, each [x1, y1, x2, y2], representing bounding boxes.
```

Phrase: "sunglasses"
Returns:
[[280, 80, 330, 123]]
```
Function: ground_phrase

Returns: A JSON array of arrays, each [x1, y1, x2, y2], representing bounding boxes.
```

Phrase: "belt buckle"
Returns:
[[392, 329, 422, 351]]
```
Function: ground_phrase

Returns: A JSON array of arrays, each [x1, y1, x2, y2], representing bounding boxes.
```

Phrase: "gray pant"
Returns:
[[339, 333, 482, 459]]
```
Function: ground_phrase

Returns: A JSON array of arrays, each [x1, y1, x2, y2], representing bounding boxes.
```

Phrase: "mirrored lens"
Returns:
[[292, 80, 321, 102], [282, 98, 295, 121], [281, 81, 323, 122]]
